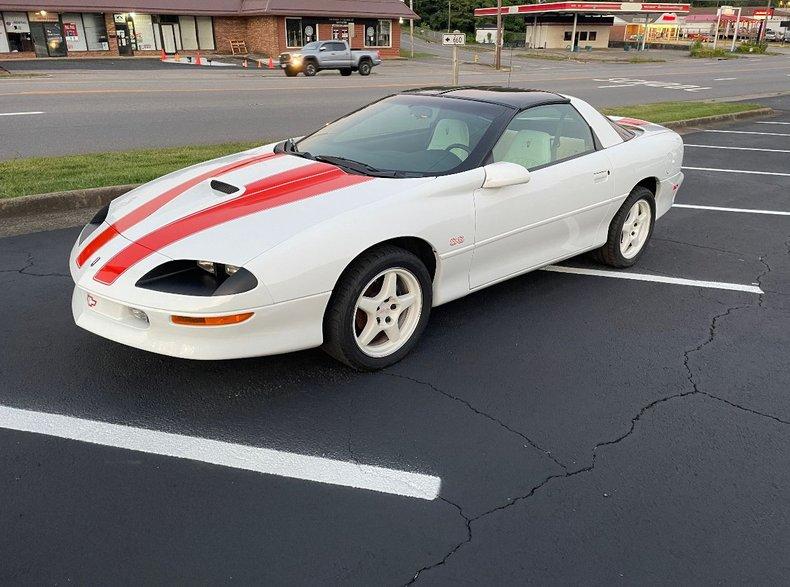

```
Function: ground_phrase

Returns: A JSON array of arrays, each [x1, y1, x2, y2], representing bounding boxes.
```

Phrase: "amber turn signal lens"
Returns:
[[171, 312, 253, 326]]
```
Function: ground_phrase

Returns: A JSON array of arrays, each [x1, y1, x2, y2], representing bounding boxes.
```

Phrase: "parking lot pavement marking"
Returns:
[[682, 166, 790, 178], [684, 144, 790, 154], [713, 77, 737, 81], [702, 129, 790, 137], [756, 121, 790, 125], [673, 204, 790, 216], [542, 265, 763, 294], [0, 111, 44, 116], [0, 405, 442, 500]]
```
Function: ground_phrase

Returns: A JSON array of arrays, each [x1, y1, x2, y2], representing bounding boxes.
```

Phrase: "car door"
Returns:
[[470, 103, 614, 290], [322, 42, 345, 67]]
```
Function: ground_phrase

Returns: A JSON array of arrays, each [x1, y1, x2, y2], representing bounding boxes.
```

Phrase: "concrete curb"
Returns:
[[664, 107, 773, 129], [0, 106, 774, 220], [0, 184, 138, 219]]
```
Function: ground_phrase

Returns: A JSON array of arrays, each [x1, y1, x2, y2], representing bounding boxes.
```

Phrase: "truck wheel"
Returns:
[[304, 62, 317, 77], [340, 68, 352, 76], [358, 61, 371, 76], [284, 67, 297, 77]]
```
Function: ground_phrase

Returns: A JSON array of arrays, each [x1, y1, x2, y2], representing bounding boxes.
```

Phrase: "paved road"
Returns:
[[1, 98, 788, 583], [1, 49, 789, 159]]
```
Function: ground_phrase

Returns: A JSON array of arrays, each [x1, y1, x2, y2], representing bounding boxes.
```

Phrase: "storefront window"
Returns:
[[62, 13, 87, 51], [2, 11, 34, 53], [285, 17, 318, 47], [364, 19, 391, 47], [179, 15, 198, 50], [196, 16, 214, 49], [82, 13, 108, 51]]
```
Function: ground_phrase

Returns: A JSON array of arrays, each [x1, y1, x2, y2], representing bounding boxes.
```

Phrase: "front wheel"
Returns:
[[358, 61, 372, 76], [284, 67, 297, 77], [594, 186, 655, 267], [303, 62, 317, 76], [323, 246, 432, 371]]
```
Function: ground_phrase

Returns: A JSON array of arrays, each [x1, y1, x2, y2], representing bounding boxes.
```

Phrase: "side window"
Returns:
[[327, 42, 345, 51], [491, 104, 595, 170]]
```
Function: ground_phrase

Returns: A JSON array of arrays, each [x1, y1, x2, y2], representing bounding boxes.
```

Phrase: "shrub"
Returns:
[[736, 40, 768, 53], [689, 40, 731, 58]]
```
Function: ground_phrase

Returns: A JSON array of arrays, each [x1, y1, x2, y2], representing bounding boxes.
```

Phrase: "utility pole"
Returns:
[[410, 0, 414, 58], [448, 0, 451, 32], [495, 0, 502, 70]]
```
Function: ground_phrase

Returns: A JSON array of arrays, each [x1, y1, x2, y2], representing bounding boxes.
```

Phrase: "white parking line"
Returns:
[[756, 121, 790, 125], [673, 203, 790, 216], [0, 405, 442, 500], [713, 77, 737, 81], [702, 129, 790, 137], [682, 166, 790, 177], [684, 144, 790, 153], [0, 111, 44, 117], [542, 265, 763, 294]]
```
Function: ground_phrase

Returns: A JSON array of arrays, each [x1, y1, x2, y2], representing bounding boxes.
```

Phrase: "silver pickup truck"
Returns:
[[279, 40, 382, 77]]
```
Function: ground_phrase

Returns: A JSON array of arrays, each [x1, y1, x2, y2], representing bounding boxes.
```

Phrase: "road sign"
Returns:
[[443, 33, 466, 45]]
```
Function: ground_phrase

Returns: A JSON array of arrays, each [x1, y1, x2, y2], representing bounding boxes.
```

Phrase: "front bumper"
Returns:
[[72, 286, 331, 360]]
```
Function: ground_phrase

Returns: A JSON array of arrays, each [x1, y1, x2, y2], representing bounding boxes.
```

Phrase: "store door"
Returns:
[[114, 17, 133, 55], [331, 24, 349, 42], [30, 21, 67, 57], [161, 24, 177, 54]]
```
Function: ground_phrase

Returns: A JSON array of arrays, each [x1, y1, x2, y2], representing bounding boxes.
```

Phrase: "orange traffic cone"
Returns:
[[268, 56, 274, 69], [174, 52, 180, 62], [195, 51, 202, 66], [242, 58, 248, 68], [160, 49, 166, 61]]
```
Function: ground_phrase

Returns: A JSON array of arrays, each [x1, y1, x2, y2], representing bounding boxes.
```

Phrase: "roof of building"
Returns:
[[0, 0, 419, 18], [406, 87, 570, 109]]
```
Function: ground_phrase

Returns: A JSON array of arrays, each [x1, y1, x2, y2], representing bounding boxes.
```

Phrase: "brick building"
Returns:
[[0, 0, 418, 59]]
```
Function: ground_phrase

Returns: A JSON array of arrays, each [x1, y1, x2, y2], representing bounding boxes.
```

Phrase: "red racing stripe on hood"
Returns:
[[76, 151, 281, 268], [93, 161, 372, 286]]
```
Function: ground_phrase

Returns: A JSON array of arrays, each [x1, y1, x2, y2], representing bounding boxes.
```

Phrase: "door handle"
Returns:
[[593, 170, 610, 183]]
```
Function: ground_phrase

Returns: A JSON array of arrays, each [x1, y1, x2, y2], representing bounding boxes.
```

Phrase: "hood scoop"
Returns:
[[210, 179, 242, 196]]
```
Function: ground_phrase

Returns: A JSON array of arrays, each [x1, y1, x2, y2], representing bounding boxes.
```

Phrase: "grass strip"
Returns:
[[602, 101, 764, 124], [0, 142, 260, 199]]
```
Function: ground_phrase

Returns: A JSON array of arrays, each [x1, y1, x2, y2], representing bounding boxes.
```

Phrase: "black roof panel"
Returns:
[[403, 86, 569, 109]]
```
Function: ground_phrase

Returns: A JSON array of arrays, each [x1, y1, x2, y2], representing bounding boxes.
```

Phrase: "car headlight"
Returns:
[[135, 260, 258, 296], [78, 203, 110, 244]]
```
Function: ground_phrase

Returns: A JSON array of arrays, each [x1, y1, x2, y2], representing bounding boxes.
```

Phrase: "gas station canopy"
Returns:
[[474, 2, 690, 17]]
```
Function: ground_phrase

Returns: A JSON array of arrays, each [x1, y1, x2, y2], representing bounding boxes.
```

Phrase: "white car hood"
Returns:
[[76, 147, 432, 288]]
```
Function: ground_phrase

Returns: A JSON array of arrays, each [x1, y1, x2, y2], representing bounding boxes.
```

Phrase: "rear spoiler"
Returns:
[[607, 115, 669, 133]]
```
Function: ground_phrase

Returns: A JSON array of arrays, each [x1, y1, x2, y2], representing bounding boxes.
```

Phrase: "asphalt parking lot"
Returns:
[[1, 96, 789, 583]]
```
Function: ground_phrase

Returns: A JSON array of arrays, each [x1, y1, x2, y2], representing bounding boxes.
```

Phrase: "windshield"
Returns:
[[301, 42, 320, 51], [294, 95, 510, 176]]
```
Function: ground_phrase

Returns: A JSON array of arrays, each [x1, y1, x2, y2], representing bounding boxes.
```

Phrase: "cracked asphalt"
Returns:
[[1, 98, 789, 583]]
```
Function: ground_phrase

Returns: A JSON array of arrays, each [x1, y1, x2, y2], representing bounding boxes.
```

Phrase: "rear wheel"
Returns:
[[340, 68, 352, 76], [358, 60, 372, 76], [323, 246, 432, 371], [594, 186, 655, 267], [303, 61, 318, 76]]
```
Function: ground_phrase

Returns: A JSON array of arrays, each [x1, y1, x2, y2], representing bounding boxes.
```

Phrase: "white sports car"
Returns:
[[71, 87, 684, 370]]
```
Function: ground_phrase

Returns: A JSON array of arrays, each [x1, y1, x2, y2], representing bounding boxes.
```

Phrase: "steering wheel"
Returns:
[[443, 143, 471, 160]]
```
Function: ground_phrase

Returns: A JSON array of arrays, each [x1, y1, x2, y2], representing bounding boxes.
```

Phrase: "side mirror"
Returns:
[[482, 162, 531, 189], [319, 46, 327, 51]]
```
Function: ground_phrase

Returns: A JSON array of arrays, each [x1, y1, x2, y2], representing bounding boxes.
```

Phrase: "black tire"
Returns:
[[303, 61, 318, 76], [358, 60, 372, 76], [340, 68, 352, 76], [593, 186, 655, 268], [284, 67, 297, 77], [323, 246, 432, 371]]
